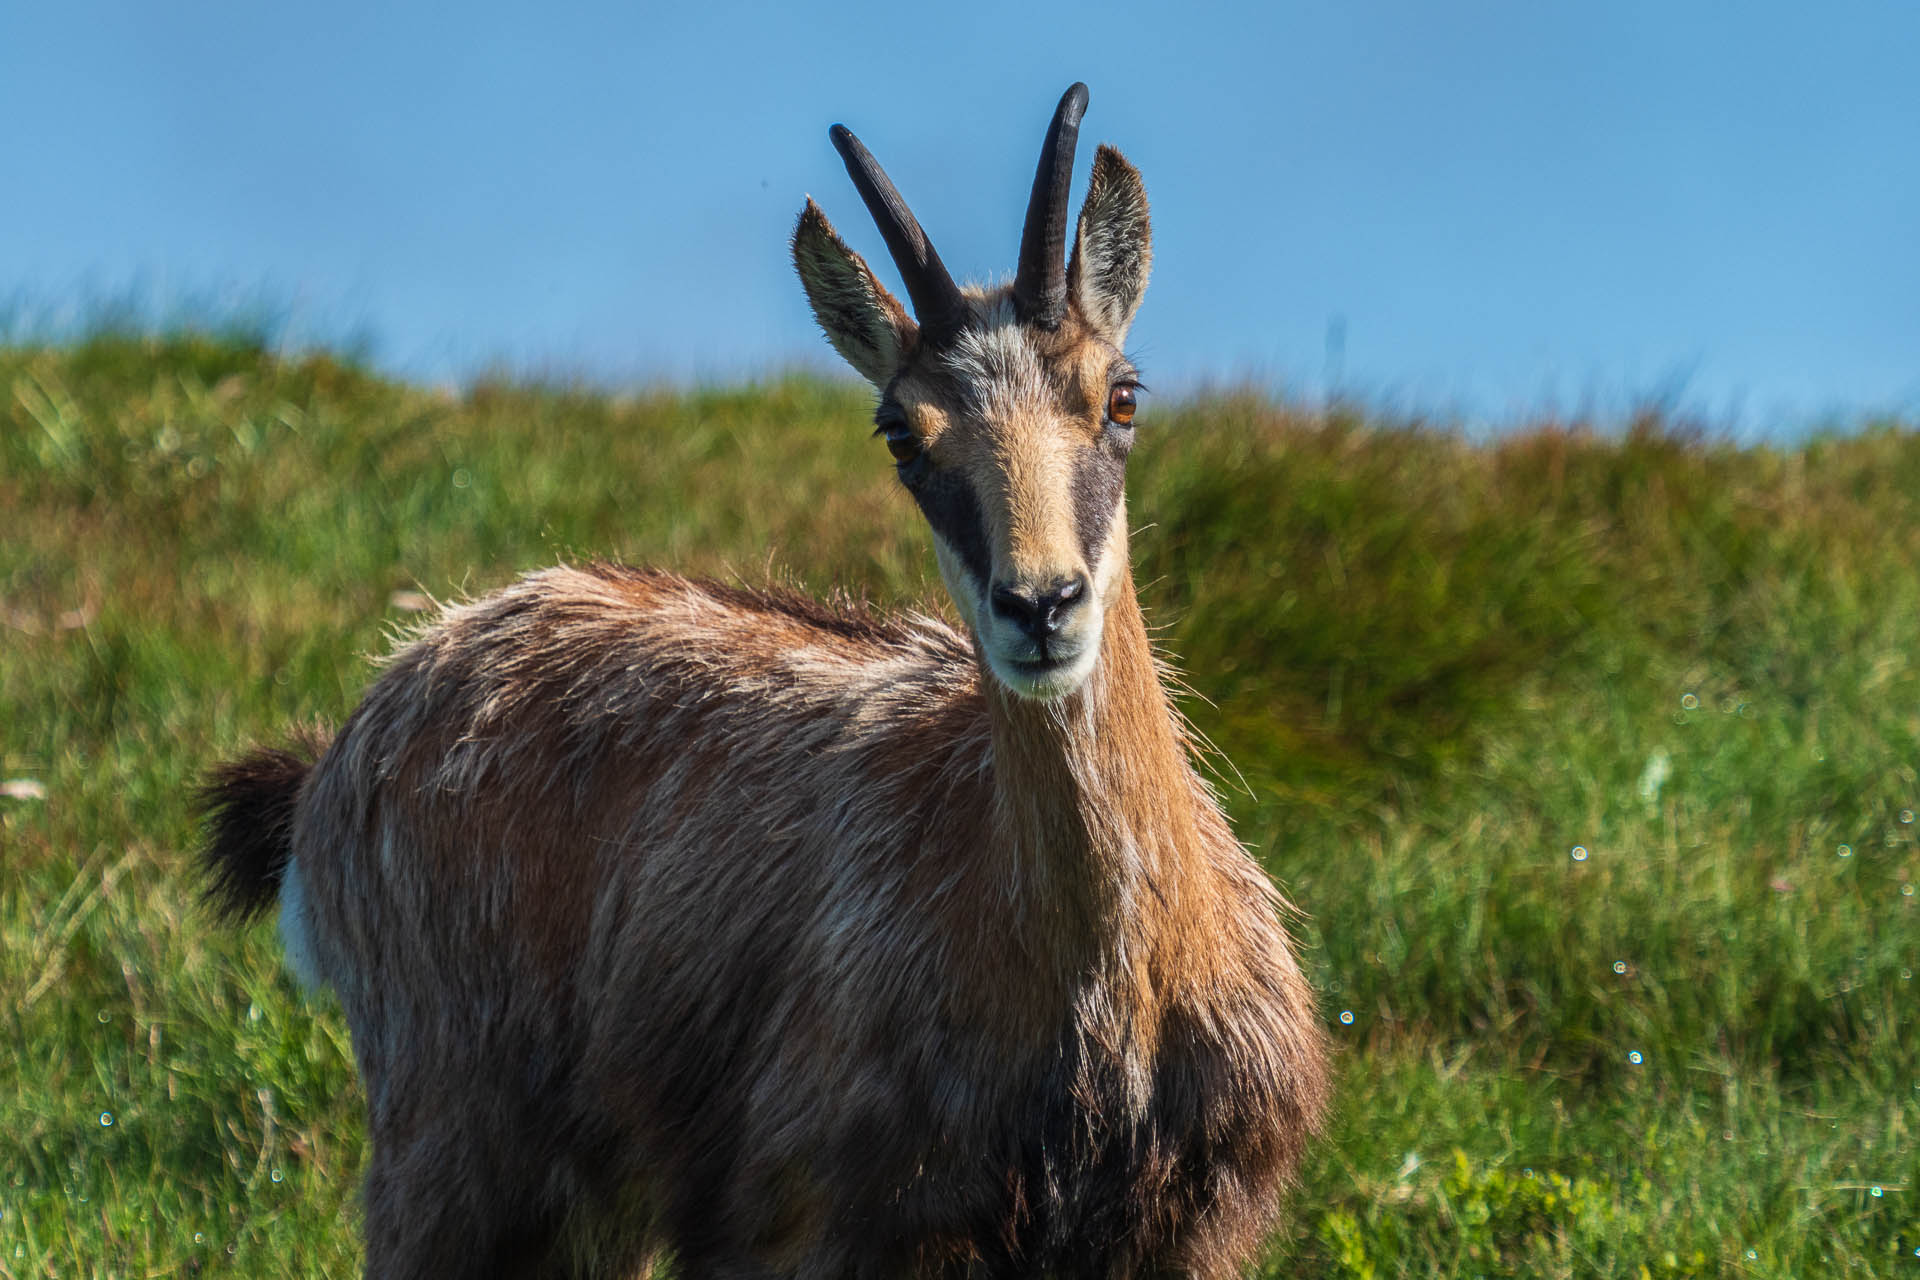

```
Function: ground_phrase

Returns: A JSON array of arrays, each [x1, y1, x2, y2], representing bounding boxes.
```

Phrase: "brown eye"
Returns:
[[1107, 383, 1138, 426], [881, 425, 921, 464]]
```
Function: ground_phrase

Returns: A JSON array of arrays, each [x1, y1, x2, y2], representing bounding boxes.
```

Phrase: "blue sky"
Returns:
[[4, 1, 1915, 433]]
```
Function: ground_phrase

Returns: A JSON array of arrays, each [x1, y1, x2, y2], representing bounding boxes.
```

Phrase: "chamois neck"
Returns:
[[983, 569, 1201, 919]]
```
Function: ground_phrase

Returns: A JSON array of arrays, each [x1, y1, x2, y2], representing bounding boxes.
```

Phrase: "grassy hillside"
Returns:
[[2, 333, 1916, 1276]]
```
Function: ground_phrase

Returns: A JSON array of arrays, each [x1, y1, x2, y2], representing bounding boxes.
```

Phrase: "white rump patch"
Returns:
[[276, 854, 329, 994]]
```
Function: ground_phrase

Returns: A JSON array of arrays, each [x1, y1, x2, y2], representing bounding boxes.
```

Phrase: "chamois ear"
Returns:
[[793, 199, 916, 386], [1067, 145, 1152, 344]]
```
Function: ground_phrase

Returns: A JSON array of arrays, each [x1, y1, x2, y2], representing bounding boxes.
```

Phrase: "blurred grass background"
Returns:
[[2, 333, 1916, 1276]]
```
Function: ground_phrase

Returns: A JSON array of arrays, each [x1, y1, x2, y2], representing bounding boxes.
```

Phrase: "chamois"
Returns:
[[200, 83, 1329, 1280]]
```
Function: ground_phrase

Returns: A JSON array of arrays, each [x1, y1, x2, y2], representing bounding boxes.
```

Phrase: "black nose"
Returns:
[[990, 576, 1087, 642]]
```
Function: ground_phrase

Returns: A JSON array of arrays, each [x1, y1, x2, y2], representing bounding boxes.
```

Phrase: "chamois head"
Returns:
[[793, 83, 1152, 701]]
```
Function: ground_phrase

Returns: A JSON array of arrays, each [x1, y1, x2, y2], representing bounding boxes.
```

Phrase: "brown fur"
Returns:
[[200, 88, 1329, 1280]]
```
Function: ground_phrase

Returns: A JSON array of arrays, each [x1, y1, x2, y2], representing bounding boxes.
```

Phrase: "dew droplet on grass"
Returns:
[[1871, 1185, 1883, 1197], [98, 1112, 112, 1127], [1903, 884, 1914, 897], [271, 1169, 283, 1183], [1837, 844, 1852, 858], [1339, 1010, 1354, 1026], [1680, 692, 1699, 709], [1902, 809, 1915, 825], [1612, 960, 1627, 974], [1571, 845, 1589, 862], [1627, 1050, 1643, 1065], [96, 1009, 109, 1023], [1746, 1249, 1758, 1261]]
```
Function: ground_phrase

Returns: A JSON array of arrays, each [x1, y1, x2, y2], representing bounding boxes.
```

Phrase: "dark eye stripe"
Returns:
[[1072, 441, 1128, 568], [910, 468, 992, 591]]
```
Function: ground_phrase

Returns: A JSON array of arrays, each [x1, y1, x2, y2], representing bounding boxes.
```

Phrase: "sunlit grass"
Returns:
[[2, 333, 1916, 1276]]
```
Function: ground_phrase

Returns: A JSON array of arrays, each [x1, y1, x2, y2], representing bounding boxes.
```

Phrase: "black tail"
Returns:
[[197, 730, 327, 922]]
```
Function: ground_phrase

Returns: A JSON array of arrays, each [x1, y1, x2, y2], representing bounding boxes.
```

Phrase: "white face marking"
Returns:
[[945, 300, 1050, 419], [982, 619, 1104, 700], [932, 535, 981, 635]]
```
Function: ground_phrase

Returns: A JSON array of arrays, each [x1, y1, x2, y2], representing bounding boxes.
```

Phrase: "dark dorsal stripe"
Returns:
[[1012, 83, 1089, 330], [829, 124, 969, 344]]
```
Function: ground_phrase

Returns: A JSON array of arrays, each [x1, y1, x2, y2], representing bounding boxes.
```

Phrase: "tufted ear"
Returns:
[[792, 199, 916, 387], [1067, 145, 1152, 344]]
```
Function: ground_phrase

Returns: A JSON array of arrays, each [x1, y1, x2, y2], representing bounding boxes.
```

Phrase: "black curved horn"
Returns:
[[1012, 83, 1089, 329], [829, 124, 968, 342]]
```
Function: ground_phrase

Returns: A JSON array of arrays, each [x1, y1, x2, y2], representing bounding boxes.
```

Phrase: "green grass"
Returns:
[[3, 333, 1916, 1277]]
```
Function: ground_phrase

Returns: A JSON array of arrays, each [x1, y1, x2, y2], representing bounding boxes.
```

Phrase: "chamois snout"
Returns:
[[990, 574, 1087, 642], [975, 555, 1105, 700]]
